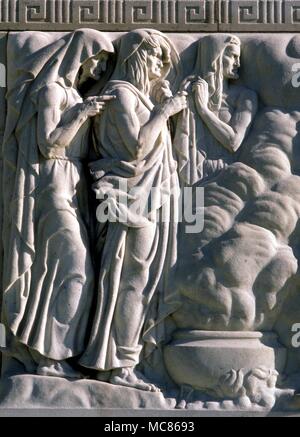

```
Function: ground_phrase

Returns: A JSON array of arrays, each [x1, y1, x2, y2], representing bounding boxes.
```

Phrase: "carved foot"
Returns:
[[109, 367, 161, 392], [37, 359, 82, 379]]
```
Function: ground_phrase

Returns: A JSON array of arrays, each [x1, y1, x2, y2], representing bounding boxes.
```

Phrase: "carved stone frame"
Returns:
[[0, 1, 299, 33]]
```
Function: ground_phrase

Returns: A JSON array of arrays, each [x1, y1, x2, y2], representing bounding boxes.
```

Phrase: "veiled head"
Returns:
[[195, 34, 241, 112], [111, 29, 179, 96]]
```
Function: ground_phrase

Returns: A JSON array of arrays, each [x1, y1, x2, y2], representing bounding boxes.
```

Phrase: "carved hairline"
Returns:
[[225, 35, 241, 46], [122, 34, 171, 65]]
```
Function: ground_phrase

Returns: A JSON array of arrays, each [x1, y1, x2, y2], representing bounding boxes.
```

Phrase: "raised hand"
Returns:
[[192, 77, 209, 111], [163, 91, 188, 118]]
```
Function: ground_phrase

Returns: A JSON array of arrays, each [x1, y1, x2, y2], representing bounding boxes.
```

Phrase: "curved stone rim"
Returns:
[[173, 330, 264, 340]]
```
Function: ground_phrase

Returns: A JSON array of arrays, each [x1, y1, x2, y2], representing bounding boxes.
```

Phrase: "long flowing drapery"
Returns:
[[2, 30, 114, 360], [80, 30, 182, 370]]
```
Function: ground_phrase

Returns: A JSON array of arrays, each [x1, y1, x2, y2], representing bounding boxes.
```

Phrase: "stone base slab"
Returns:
[[0, 375, 299, 416], [0, 375, 177, 410]]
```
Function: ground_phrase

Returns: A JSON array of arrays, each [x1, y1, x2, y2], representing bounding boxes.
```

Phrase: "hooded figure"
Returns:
[[174, 34, 256, 186], [79, 29, 185, 391], [2, 29, 114, 376], [194, 34, 241, 113]]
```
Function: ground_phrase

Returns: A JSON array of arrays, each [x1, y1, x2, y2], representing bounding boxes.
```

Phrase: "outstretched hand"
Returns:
[[82, 95, 116, 117]]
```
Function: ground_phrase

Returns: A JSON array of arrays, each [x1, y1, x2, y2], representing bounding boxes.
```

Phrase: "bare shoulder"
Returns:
[[229, 85, 258, 112], [235, 85, 257, 106], [107, 84, 138, 110], [38, 83, 66, 107]]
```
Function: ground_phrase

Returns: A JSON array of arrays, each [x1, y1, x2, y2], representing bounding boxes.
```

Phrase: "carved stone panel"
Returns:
[[0, 0, 300, 418]]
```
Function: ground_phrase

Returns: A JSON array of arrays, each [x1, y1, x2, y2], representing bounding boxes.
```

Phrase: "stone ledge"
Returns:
[[0, 375, 176, 410], [0, 408, 299, 417], [0, 375, 299, 415]]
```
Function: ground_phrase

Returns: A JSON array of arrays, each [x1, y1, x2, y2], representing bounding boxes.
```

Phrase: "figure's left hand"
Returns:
[[192, 78, 209, 111]]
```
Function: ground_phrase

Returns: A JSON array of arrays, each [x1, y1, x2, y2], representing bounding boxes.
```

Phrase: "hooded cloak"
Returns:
[[2, 29, 114, 359], [174, 34, 240, 186]]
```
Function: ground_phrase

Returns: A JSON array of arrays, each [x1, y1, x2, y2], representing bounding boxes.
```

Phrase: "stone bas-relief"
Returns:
[[2, 29, 116, 380], [79, 29, 186, 392], [0, 29, 300, 414], [174, 34, 257, 185]]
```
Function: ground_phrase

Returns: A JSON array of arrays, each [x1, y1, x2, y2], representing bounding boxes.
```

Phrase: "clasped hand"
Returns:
[[192, 77, 209, 110], [178, 75, 209, 111]]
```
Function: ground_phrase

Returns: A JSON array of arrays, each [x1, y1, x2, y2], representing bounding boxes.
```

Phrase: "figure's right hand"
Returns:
[[164, 91, 188, 117], [192, 78, 209, 111], [82, 95, 116, 117]]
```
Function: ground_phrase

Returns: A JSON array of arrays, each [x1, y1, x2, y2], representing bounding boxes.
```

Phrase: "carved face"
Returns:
[[147, 46, 164, 81], [222, 44, 241, 80], [81, 51, 109, 81]]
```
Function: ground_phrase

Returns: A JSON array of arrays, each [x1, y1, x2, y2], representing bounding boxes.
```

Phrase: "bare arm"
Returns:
[[194, 81, 258, 153], [37, 83, 113, 158], [138, 94, 187, 159], [111, 87, 187, 161], [227, 89, 258, 151]]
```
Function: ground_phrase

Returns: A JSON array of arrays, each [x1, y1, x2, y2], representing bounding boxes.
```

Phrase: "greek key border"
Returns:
[[0, 1, 299, 32]]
